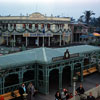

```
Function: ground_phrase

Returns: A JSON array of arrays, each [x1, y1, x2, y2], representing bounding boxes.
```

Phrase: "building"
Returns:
[[69, 22, 89, 43], [69, 22, 97, 44], [0, 12, 71, 47], [0, 45, 100, 95]]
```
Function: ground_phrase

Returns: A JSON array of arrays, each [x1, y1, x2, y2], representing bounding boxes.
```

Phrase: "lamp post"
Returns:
[[73, 76, 77, 100]]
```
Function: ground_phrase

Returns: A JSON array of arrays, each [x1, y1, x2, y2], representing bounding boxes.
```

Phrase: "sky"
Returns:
[[0, 0, 100, 20]]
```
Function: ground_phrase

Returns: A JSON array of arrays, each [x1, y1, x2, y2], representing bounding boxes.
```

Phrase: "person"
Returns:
[[69, 93, 73, 99], [87, 92, 96, 100], [62, 88, 70, 100], [63, 88, 68, 95], [0, 96, 4, 100], [76, 84, 85, 95], [19, 83, 26, 100], [27, 82, 35, 100], [55, 91, 61, 100]]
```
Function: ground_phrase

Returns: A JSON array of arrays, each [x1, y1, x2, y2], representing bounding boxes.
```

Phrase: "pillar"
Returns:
[[43, 67, 49, 94], [2, 77, 5, 94], [26, 37, 28, 47], [80, 62, 84, 82], [89, 54, 91, 68], [14, 34, 16, 47], [96, 54, 99, 71], [0, 78, 2, 94], [70, 64, 74, 86], [42, 36, 44, 47], [59, 67, 63, 91], [18, 70, 23, 84], [59, 35, 62, 46], [48, 36, 50, 46], [7, 36, 8, 46], [34, 64, 38, 88], [37, 37, 39, 46]]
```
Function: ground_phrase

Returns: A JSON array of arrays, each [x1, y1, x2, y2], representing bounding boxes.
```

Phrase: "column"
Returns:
[[48, 36, 50, 46], [70, 64, 74, 86], [14, 34, 16, 47], [0, 78, 2, 94], [25, 37, 27, 47], [43, 67, 49, 94], [2, 77, 5, 94], [34, 64, 38, 88], [42, 36, 44, 47], [80, 62, 84, 82], [89, 55, 91, 68], [79, 33, 80, 42], [59, 35, 62, 46], [37, 37, 39, 46], [7, 36, 8, 46], [96, 54, 99, 70], [59, 67, 63, 91], [18, 70, 23, 84], [76, 34, 77, 43]]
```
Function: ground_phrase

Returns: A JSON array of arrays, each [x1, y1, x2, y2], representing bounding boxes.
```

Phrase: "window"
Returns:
[[35, 24, 38, 29]]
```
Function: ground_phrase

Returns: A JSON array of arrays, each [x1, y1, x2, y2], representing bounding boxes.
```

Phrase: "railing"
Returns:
[[0, 80, 34, 94]]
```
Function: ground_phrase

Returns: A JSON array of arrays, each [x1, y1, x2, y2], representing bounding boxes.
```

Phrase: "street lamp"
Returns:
[[73, 76, 77, 100]]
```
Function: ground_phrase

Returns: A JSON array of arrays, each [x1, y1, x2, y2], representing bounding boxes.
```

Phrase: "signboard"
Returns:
[[23, 33, 53, 37], [52, 49, 79, 62], [2, 33, 11, 37]]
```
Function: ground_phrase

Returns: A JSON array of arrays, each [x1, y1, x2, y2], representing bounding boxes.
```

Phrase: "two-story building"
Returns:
[[0, 12, 71, 47]]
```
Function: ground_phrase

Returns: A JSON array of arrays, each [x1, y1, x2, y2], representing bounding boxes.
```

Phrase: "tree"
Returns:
[[84, 10, 95, 24], [78, 15, 85, 22]]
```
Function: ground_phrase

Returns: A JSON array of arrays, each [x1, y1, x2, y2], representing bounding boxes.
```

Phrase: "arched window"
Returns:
[[23, 24, 26, 28], [29, 24, 32, 29], [35, 24, 38, 29], [5, 74, 19, 87], [47, 24, 50, 29], [14, 24, 16, 28], [23, 70, 34, 82]]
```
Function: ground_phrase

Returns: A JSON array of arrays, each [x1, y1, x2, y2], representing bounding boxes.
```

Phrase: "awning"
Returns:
[[93, 33, 100, 36], [80, 35, 88, 38]]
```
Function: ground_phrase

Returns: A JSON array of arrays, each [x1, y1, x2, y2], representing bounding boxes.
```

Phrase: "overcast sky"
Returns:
[[0, 0, 100, 19]]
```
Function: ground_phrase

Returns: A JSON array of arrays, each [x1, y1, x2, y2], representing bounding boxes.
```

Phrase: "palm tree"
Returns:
[[84, 10, 95, 24]]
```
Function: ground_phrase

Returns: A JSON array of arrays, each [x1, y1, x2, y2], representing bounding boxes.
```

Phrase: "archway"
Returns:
[[49, 69, 59, 93], [84, 58, 89, 66], [62, 66, 71, 88], [23, 70, 34, 82], [5, 74, 19, 87]]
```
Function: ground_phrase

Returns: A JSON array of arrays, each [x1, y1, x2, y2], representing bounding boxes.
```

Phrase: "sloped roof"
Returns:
[[0, 45, 100, 70]]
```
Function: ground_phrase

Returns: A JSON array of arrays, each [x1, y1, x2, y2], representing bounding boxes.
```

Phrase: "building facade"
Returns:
[[0, 12, 71, 47], [0, 45, 100, 95]]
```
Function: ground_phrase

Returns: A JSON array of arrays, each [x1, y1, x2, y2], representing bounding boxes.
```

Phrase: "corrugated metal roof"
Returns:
[[0, 45, 100, 70]]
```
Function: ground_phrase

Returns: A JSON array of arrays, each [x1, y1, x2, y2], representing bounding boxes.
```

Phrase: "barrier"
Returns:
[[69, 85, 100, 100]]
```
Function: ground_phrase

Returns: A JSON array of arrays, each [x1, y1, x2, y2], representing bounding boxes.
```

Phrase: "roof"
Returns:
[[0, 12, 70, 22], [0, 45, 100, 70]]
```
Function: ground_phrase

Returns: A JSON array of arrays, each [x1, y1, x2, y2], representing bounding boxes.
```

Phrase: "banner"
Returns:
[[23, 33, 53, 37]]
